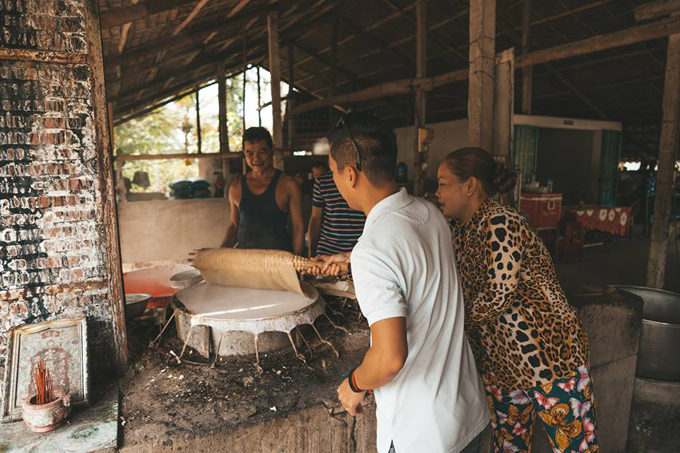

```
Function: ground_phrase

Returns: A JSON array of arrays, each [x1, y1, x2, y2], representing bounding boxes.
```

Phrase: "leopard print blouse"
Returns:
[[451, 199, 590, 391]]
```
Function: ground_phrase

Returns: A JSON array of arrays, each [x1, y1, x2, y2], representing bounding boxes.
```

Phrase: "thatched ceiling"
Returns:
[[100, 0, 670, 155]]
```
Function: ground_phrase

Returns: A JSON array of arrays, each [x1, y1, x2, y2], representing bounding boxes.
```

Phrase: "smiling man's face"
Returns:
[[244, 139, 273, 171]]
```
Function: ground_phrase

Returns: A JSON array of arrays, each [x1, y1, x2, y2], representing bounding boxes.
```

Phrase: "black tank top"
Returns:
[[236, 169, 291, 251]]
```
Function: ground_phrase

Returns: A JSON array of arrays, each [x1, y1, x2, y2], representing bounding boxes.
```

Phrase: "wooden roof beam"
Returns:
[[563, 3, 664, 97], [496, 12, 610, 120], [295, 10, 466, 87], [635, 0, 680, 21], [115, 67, 242, 123], [511, 0, 614, 32], [100, 0, 197, 29], [289, 41, 409, 119], [112, 42, 260, 103], [299, 0, 612, 92], [294, 15, 680, 115], [172, 0, 252, 37], [172, 0, 211, 36], [380, 0, 469, 63], [516, 15, 680, 68], [292, 2, 420, 68], [290, 41, 360, 84], [338, 16, 412, 69], [107, 0, 334, 80], [533, 75, 665, 101], [305, 45, 455, 96], [104, 7, 266, 67], [114, 53, 343, 124], [112, 4, 342, 107]]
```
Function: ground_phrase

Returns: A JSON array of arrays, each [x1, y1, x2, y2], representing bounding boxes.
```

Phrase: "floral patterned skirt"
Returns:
[[485, 365, 598, 453]]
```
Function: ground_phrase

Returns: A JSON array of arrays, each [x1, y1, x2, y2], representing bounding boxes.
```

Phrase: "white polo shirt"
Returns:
[[351, 188, 489, 453]]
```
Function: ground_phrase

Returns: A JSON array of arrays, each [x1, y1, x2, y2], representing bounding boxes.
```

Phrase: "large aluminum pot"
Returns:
[[616, 286, 680, 382]]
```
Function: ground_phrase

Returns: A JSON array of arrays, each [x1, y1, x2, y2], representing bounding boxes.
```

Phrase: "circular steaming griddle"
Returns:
[[167, 281, 340, 368], [174, 282, 325, 335]]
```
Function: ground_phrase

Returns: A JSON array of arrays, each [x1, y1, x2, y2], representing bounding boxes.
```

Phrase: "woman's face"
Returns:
[[436, 162, 471, 220]]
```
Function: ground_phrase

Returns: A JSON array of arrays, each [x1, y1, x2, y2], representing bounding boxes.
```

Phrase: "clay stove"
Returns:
[[153, 249, 350, 370]]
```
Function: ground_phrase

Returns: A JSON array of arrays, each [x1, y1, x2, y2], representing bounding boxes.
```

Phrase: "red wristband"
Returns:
[[348, 368, 364, 393]]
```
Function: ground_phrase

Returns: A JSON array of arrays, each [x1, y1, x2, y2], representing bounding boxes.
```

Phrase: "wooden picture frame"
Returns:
[[1, 317, 89, 422]]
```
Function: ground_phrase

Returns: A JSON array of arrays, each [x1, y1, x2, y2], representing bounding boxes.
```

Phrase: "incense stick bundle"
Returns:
[[33, 360, 54, 405]]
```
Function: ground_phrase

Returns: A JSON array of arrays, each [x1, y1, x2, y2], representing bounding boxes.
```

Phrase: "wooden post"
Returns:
[[217, 62, 231, 195], [415, 0, 427, 126], [521, 0, 533, 114], [242, 26, 247, 136], [647, 32, 680, 288], [329, 20, 339, 129], [493, 48, 514, 161], [414, 0, 427, 196], [195, 89, 202, 153], [85, 0, 128, 373], [217, 62, 230, 153], [468, 0, 496, 152], [108, 102, 115, 148], [257, 66, 262, 126], [109, 102, 127, 203], [288, 45, 295, 150], [106, 102, 127, 203], [268, 11, 283, 151]]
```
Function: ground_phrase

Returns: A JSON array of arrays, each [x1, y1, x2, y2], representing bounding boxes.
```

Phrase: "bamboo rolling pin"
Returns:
[[189, 248, 349, 295]]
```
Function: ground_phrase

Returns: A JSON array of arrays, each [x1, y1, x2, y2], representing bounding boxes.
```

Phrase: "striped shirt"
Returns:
[[312, 172, 366, 255]]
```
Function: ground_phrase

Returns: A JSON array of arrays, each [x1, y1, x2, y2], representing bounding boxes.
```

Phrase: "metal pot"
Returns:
[[125, 293, 151, 319], [616, 285, 680, 382]]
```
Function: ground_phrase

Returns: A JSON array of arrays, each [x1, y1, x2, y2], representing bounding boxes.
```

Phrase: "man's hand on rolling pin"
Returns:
[[306, 252, 351, 276]]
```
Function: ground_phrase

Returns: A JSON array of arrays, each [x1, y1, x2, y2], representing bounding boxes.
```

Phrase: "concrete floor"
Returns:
[[555, 232, 680, 294]]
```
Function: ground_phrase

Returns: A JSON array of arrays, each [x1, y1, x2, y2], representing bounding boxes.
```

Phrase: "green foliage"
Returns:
[[114, 77, 246, 195]]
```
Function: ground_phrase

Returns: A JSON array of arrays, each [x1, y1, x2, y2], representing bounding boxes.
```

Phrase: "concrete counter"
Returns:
[[120, 287, 643, 452], [119, 309, 378, 453]]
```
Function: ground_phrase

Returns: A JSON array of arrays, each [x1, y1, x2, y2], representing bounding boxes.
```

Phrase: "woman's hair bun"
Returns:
[[492, 163, 517, 195], [444, 148, 517, 196]]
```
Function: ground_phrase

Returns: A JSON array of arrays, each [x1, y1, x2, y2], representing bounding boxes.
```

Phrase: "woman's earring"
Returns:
[[466, 192, 472, 197]]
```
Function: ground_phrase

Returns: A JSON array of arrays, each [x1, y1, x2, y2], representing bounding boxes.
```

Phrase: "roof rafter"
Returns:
[[380, 0, 468, 63], [111, 1, 343, 111], [104, 6, 268, 67], [100, 0, 197, 29]]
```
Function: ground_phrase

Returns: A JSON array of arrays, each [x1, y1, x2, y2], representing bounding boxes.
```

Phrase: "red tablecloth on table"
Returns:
[[564, 205, 632, 237]]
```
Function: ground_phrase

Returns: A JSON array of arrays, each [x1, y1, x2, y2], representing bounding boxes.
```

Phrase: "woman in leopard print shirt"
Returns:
[[435, 148, 598, 453]]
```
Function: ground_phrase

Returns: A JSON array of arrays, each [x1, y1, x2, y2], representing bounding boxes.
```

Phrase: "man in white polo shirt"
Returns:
[[316, 113, 489, 453]]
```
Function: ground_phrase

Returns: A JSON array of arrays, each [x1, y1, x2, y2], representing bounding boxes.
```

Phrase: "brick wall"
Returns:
[[0, 0, 126, 371]]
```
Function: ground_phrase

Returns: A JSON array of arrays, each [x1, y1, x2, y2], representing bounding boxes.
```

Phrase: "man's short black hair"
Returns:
[[243, 127, 273, 149], [311, 162, 327, 170], [326, 112, 397, 186]]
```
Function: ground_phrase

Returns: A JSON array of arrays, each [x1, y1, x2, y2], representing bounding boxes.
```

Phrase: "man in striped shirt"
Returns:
[[308, 171, 366, 256]]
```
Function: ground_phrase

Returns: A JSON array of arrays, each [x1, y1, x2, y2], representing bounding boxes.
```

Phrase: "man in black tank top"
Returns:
[[222, 127, 304, 255]]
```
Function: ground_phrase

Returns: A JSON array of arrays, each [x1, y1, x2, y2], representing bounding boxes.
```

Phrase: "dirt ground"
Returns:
[[119, 297, 371, 449]]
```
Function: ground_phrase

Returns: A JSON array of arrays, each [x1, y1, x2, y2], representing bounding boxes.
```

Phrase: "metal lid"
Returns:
[[125, 293, 152, 305], [169, 269, 203, 289]]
